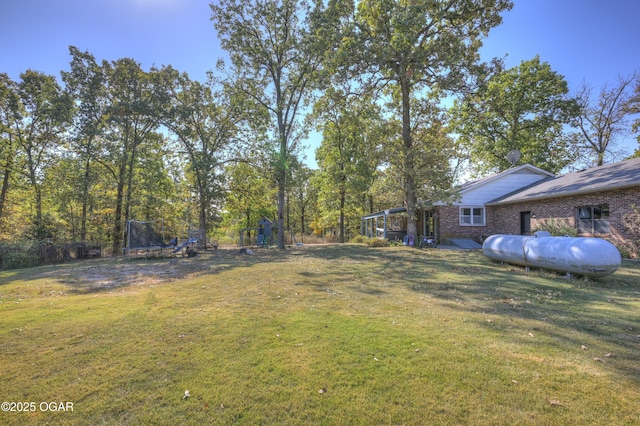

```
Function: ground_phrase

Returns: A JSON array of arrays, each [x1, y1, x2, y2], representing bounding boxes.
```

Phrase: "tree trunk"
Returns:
[[197, 177, 208, 248], [112, 144, 129, 254], [401, 77, 417, 239], [277, 174, 286, 249], [80, 155, 91, 241], [339, 188, 345, 243], [0, 166, 10, 222]]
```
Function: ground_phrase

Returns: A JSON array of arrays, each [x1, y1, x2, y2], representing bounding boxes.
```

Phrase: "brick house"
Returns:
[[361, 157, 640, 255], [485, 157, 640, 256], [435, 163, 554, 243]]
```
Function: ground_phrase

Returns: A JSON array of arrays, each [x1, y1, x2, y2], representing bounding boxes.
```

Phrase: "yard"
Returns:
[[1, 244, 639, 425]]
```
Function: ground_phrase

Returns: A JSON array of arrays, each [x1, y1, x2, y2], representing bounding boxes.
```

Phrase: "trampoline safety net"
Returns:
[[127, 220, 164, 249]]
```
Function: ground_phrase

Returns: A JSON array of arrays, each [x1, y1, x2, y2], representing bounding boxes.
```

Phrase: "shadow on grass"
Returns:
[[3, 242, 639, 386], [401, 253, 640, 384]]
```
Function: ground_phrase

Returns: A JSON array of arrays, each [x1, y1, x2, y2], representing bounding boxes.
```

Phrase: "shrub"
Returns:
[[366, 237, 390, 248], [532, 218, 577, 237], [350, 235, 369, 244]]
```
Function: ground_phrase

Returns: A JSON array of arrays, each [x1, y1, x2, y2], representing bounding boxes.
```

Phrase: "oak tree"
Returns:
[[453, 56, 579, 174], [211, 0, 328, 249], [333, 0, 513, 238]]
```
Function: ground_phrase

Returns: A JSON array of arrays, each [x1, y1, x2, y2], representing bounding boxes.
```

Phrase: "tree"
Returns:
[[391, 99, 460, 205], [101, 58, 164, 254], [61, 46, 107, 241], [453, 56, 580, 174], [12, 70, 72, 238], [223, 162, 277, 238], [574, 71, 639, 166], [157, 67, 244, 242], [334, 0, 513, 239], [632, 76, 640, 150], [0, 73, 20, 224], [313, 86, 383, 241], [210, 0, 328, 249], [287, 162, 317, 238]]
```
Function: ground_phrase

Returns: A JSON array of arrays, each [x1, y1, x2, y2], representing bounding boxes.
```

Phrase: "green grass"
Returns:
[[1, 244, 639, 425]]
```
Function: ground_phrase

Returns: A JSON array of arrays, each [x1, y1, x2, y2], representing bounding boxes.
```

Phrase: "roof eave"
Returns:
[[486, 182, 640, 206]]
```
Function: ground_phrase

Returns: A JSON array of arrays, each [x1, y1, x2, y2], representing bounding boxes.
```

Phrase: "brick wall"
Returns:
[[436, 186, 640, 251], [437, 205, 498, 242], [489, 187, 639, 245]]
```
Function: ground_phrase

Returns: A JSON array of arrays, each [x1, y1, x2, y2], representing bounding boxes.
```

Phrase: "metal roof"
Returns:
[[362, 207, 407, 220]]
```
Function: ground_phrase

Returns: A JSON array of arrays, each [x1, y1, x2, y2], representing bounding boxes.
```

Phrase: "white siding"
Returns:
[[456, 168, 550, 206]]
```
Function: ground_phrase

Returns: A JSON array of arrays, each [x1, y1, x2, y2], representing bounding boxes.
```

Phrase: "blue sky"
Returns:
[[2, 0, 639, 165]]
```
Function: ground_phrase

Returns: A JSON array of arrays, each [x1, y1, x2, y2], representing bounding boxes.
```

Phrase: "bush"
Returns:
[[350, 235, 391, 247], [532, 218, 577, 237], [350, 235, 369, 244], [0, 240, 98, 270], [366, 237, 390, 248]]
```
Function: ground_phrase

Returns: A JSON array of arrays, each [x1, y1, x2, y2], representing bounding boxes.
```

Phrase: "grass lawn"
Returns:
[[1, 244, 639, 425]]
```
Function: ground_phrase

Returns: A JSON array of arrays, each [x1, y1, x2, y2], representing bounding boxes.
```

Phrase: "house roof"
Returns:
[[487, 157, 640, 205], [458, 164, 554, 194]]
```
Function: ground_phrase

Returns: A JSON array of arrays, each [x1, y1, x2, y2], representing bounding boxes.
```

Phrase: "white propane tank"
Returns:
[[482, 232, 621, 278]]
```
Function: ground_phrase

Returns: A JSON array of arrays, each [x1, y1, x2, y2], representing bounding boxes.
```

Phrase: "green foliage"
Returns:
[[452, 56, 580, 174], [532, 218, 578, 237], [365, 237, 390, 247], [350, 235, 369, 244], [348, 235, 389, 247], [0, 240, 76, 270], [211, 0, 330, 249], [312, 86, 384, 241], [333, 0, 513, 236]]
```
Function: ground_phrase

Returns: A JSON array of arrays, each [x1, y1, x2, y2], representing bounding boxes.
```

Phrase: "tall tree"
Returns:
[[313, 86, 383, 242], [574, 71, 638, 166], [157, 67, 244, 242], [12, 70, 72, 238], [61, 46, 107, 241], [210, 0, 328, 249], [391, 99, 460, 205], [102, 58, 163, 254], [631, 75, 640, 157], [452, 56, 580, 174], [0, 74, 20, 224], [334, 0, 512, 239]]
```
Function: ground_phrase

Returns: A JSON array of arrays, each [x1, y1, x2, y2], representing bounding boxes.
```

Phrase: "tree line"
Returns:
[[1, 0, 639, 253]]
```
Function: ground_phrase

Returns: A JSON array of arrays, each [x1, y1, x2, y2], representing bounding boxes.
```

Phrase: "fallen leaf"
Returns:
[[605, 353, 615, 358], [528, 332, 534, 337], [548, 399, 563, 406], [318, 388, 327, 394], [511, 380, 518, 384], [373, 357, 380, 362], [183, 390, 190, 400], [581, 345, 587, 350], [593, 357, 607, 363]]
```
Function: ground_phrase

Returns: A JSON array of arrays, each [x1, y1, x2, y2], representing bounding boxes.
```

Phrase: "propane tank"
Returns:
[[483, 232, 621, 278]]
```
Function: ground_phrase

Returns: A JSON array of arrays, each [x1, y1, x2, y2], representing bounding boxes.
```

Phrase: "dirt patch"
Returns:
[[54, 256, 218, 293]]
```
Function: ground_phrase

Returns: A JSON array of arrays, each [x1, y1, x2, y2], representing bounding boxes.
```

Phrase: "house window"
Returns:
[[460, 207, 485, 226], [577, 205, 610, 234]]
